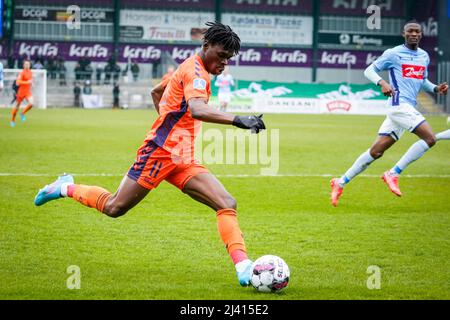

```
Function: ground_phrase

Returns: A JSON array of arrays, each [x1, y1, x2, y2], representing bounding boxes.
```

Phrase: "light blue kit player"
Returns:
[[330, 20, 449, 207]]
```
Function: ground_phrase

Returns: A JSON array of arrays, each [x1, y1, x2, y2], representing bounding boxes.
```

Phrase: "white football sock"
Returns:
[[391, 139, 430, 175], [436, 129, 450, 140], [235, 259, 252, 272], [388, 168, 400, 176], [60, 182, 73, 197], [339, 149, 375, 187]]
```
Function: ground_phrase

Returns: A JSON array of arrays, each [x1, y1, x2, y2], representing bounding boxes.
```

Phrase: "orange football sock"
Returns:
[[11, 108, 18, 122], [21, 104, 32, 115], [68, 184, 111, 213], [217, 208, 248, 264]]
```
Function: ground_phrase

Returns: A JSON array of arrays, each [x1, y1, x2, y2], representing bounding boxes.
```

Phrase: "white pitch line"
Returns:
[[0, 173, 450, 178], [219, 174, 450, 178]]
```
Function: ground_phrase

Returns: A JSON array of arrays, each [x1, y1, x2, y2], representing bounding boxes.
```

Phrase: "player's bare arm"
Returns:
[[364, 63, 394, 97], [379, 79, 395, 97], [189, 97, 234, 124], [151, 81, 167, 114]]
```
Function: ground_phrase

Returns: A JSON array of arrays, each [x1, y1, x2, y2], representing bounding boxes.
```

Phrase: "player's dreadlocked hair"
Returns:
[[202, 21, 241, 55]]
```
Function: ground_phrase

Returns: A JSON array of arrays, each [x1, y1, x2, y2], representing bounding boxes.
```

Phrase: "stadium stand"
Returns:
[[1, 0, 448, 112]]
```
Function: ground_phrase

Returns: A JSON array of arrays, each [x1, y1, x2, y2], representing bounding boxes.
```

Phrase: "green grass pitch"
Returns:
[[0, 108, 449, 300]]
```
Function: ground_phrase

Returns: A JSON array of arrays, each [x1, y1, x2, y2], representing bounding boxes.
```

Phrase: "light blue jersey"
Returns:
[[215, 73, 234, 95], [373, 44, 430, 107]]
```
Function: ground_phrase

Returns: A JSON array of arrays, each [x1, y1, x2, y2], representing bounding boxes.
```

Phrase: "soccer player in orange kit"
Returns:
[[11, 60, 34, 127], [34, 22, 266, 287]]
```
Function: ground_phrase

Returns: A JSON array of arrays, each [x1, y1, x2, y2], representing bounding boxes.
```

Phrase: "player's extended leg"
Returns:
[[20, 96, 34, 122], [436, 129, 450, 140], [182, 172, 253, 286], [383, 122, 437, 196], [331, 135, 396, 206], [10, 101, 21, 127], [35, 174, 150, 218]]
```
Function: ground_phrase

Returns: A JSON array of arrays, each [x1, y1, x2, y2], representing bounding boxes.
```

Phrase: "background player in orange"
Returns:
[[11, 60, 34, 127], [161, 65, 175, 83], [34, 22, 266, 287]]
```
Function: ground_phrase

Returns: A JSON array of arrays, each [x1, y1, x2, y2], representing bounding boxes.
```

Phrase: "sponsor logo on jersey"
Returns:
[[402, 64, 425, 79], [193, 78, 207, 90]]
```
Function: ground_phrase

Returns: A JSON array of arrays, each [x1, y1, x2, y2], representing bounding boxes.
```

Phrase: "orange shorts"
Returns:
[[16, 93, 32, 104], [127, 141, 209, 190]]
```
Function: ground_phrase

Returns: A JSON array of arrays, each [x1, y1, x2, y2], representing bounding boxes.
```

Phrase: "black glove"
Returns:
[[232, 114, 266, 133]]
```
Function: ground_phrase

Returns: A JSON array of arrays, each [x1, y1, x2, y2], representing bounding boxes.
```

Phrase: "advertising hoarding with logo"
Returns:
[[13, 41, 113, 61], [251, 98, 389, 115], [209, 81, 388, 115], [221, 13, 313, 46], [318, 33, 401, 48], [14, 41, 420, 72], [120, 44, 313, 67], [12, 41, 315, 67], [14, 7, 113, 23], [120, 10, 214, 42]]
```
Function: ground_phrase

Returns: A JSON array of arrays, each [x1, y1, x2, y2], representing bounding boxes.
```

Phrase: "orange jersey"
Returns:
[[16, 69, 32, 97], [144, 55, 211, 159]]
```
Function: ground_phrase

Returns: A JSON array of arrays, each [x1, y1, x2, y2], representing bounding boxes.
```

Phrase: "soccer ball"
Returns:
[[250, 255, 290, 293]]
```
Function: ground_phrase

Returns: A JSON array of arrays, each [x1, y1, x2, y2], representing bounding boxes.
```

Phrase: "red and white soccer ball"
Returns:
[[250, 255, 290, 293]]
